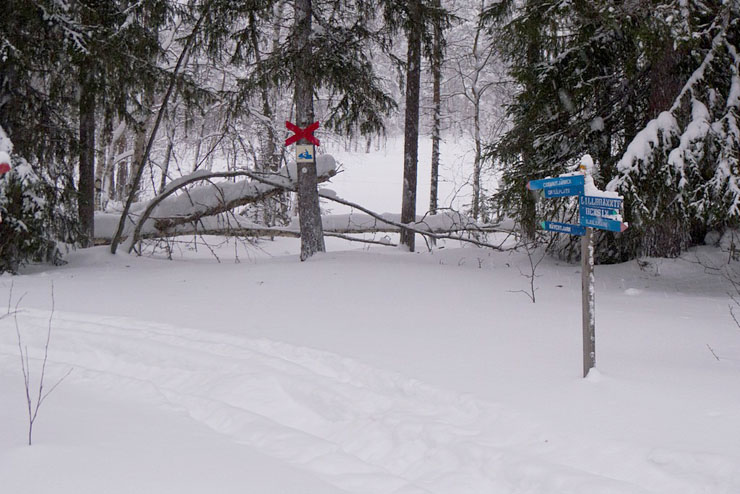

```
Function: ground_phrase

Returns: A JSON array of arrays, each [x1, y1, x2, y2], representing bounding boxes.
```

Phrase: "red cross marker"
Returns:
[[285, 121, 320, 147]]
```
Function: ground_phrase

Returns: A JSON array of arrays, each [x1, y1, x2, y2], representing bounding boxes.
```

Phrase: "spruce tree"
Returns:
[[485, 0, 739, 260]]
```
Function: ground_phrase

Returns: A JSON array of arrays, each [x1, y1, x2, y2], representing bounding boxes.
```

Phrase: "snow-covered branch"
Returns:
[[121, 155, 337, 252]]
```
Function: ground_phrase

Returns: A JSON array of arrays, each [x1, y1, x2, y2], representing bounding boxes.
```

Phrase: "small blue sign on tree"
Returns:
[[295, 144, 315, 163]]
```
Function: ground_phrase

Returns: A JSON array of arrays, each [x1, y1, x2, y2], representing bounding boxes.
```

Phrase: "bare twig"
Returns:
[[12, 283, 72, 445], [707, 343, 721, 361], [508, 241, 545, 303]]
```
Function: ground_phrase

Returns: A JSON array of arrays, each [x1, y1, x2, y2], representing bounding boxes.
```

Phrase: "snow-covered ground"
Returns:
[[2, 138, 740, 493]]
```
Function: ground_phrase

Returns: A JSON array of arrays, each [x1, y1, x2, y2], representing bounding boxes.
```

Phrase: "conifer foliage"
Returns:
[[485, 0, 740, 261], [0, 127, 78, 273], [607, 1, 740, 259]]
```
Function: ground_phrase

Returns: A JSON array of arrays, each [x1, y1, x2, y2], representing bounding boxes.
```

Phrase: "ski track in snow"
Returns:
[[1, 310, 735, 494]]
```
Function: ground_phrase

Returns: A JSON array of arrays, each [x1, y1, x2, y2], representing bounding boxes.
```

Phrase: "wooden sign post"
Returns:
[[527, 155, 627, 377], [581, 227, 595, 377]]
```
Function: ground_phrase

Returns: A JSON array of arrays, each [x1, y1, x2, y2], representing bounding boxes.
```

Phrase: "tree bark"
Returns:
[[159, 120, 175, 194], [130, 88, 154, 202], [400, 0, 423, 252], [294, 0, 325, 261], [472, 88, 482, 220], [78, 63, 96, 247], [249, 9, 283, 226], [429, 0, 442, 216]]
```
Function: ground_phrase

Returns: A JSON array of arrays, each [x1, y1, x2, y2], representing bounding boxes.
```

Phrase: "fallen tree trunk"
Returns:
[[121, 155, 337, 252], [99, 154, 514, 253]]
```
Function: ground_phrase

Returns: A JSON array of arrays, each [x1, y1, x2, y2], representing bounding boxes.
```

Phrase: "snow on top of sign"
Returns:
[[584, 174, 621, 199], [580, 154, 594, 174], [579, 154, 622, 200]]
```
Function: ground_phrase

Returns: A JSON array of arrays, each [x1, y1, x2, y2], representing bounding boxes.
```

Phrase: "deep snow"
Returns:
[[2, 238, 739, 494]]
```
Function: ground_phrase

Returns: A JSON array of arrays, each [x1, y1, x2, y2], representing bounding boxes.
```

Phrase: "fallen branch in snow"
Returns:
[[318, 193, 514, 251], [324, 232, 396, 246], [118, 215, 502, 243], [122, 159, 337, 253], [706, 344, 721, 361], [99, 157, 515, 253]]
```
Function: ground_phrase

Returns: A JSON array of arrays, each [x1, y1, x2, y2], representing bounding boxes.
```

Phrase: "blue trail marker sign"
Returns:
[[579, 195, 622, 210], [579, 205, 618, 218], [578, 195, 627, 232], [544, 185, 584, 198], [527, 174, 584, 190], [541, 221, 586, 236], [580, 214, 628, 233]]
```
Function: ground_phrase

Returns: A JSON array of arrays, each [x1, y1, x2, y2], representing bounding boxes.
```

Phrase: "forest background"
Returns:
[[0, 0, 738, 271]]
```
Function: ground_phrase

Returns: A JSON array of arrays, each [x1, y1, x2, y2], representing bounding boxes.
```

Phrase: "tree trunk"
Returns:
[[472, 90, 482, 221], [294, 0, 325, 261], [400, 0, 423, 252], [249, 9, 282, 226], [429, 0, 442, 216], [159, 122, 175, 194], [115, 153, 128, 202], [78, 63, 96, 247]]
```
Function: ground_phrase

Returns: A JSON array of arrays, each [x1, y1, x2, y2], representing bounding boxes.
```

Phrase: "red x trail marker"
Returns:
[[285, 121, 320, 147]]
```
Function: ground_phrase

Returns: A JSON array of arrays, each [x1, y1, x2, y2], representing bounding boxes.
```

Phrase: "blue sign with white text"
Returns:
[[579, 195, 622, 210], [579, 205, 618, 219], [528, 174, 585, 190], [544, 184, 584, 198], [541, 221, 586, 236], [579, 215, 626, 233]]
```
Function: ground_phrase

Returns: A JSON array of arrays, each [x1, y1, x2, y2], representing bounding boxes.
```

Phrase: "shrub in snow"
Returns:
[[0, 130, 78, 273]]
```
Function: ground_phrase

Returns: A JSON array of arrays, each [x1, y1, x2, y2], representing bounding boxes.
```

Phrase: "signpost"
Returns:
[[527, 156, 627, 377]]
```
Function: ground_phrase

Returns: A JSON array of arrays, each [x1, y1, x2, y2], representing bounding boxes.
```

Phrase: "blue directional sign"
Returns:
[[541, 221, 586, 236], [579, 195, 622, 210], [579, 214, 627, 233], [528, 174, 585, 190], [579, 205, 618, 219], [544, 184, 584, 198]]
